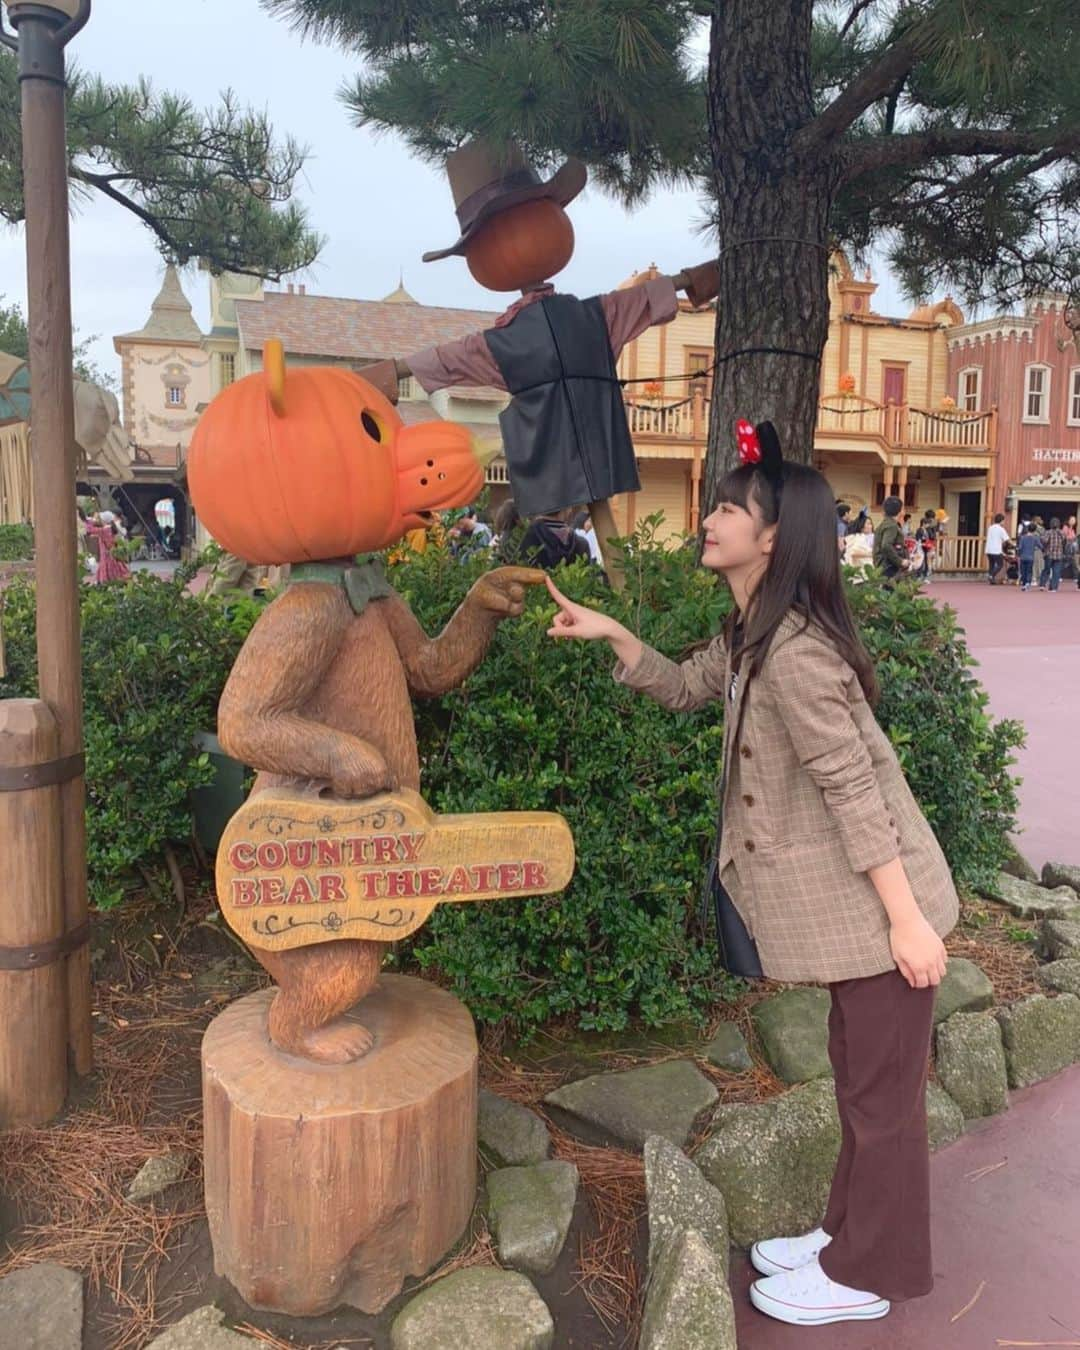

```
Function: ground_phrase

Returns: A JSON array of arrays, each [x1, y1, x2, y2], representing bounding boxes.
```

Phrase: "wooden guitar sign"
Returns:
[[217, 788, 575, 952]]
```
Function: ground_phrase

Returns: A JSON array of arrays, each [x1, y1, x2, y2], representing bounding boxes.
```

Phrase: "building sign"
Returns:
[[1033, 449, 1080, 463], [216, 788, 575, 950]]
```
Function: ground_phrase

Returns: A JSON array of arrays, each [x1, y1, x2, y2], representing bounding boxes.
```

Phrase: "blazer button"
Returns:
[[743, 794, 755, 807], [740, 746, 752, 759], [745, 840, 756, 853]]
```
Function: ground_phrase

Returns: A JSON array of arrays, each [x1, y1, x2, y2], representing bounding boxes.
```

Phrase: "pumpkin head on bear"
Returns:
[[188, 340, 490, 565]]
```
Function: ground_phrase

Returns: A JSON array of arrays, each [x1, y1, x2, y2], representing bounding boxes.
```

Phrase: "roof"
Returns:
[[234, 290, 500, 362], [382, 279, 418, 304], [907, 297, 964, 327], [618, 263, 662, 290], [116, 265, 203, 345]]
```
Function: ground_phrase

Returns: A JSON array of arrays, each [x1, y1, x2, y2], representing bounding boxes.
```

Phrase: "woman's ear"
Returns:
[[760, 523, 779, 555]]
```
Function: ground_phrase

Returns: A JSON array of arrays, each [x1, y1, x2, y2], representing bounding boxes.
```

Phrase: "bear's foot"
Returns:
[[271, 1014, 375, 1064]]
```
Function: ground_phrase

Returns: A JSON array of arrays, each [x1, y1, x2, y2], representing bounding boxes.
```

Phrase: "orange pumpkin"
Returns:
[[188, 341, 485, 564], [466, 199, 575, 292]]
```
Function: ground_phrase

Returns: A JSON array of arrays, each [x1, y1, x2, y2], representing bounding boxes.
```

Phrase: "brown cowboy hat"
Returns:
[[423, 139, 587, 263]]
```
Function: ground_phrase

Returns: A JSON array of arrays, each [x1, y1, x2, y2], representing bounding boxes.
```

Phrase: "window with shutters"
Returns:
[[958, 367, 981, 413], [1023, 364, 1051, 423]]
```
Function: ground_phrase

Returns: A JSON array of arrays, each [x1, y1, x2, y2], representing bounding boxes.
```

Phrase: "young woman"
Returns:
[[84, 511, 131, 585], [841, 514, 875, 573], [545, 421, 957, 1328]]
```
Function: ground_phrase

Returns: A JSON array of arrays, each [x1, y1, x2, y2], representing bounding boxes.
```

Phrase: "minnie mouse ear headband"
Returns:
[[735, 419, 785, 498]]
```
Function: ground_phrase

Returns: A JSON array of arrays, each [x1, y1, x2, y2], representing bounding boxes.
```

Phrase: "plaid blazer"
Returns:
[[615, 611, 958, 983]]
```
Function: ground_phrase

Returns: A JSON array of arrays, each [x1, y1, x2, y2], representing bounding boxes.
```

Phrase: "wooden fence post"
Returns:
[[0, 698, 67, 1127]]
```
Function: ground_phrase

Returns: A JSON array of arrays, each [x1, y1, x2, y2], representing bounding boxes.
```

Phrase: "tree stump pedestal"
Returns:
[[202, 974, 478, 1316]]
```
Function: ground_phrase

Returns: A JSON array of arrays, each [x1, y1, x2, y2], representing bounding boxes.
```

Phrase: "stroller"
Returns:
[[1003, 539, 1019, 585]]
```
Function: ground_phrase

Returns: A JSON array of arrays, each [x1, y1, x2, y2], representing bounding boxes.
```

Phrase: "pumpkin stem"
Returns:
[[265, 338, 287, 417]]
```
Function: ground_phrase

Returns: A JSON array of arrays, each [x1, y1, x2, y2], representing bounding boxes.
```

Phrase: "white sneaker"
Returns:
[[750, 1226, 831, 1277], [750, 1258, 890, 1326]]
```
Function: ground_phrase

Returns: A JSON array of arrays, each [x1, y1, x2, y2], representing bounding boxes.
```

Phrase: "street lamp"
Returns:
[[0, 0, 94, 1099], [1, 1, 90, 59]]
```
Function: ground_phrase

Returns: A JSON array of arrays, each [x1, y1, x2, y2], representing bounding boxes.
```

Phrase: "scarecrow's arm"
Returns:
[[361, 260, 719, 406]]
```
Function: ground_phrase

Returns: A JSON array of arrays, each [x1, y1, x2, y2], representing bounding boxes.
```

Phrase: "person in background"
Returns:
[[843, 515, 875, 574], [914, 511, 937, 583], [519, 506, 592, 570], [836, 502, 851, 548], [85, 511, 131, 585], [873, 496, 909, 580], [905, 528, 925, 578], [1002, 534, 1019, 586], [104, 509, 128, 540], [984, 513, 1009, 585], [1038, 517, 1066, 592], [1062, 514, 1078, 584], [448, 507, 494, 561], [492, 498, 523, 563], [1017, 524, 1040, 591], [209, 552, 264, 598], [575, 511, 604, 565]]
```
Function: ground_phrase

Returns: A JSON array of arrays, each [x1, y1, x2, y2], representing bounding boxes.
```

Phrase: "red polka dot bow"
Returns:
[[735, 419, 762, 465]]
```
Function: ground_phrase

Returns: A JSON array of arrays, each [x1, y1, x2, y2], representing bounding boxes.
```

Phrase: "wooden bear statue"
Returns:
[[189, 340, 543, 1063]]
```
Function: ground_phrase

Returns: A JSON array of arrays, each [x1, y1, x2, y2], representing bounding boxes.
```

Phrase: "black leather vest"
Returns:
[[483, 294, 640, 516]]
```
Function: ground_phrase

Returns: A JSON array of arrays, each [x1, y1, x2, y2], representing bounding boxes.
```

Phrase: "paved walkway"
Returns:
[[731, 1063, 1080, 1348], [927, 579, 1080, 873]]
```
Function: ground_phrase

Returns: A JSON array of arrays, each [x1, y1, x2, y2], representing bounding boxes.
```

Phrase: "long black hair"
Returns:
[[715, 458, 880, 706]]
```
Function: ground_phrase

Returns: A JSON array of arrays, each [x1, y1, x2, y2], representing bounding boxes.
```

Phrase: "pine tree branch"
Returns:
[[794, 35, 917, 156], [838, 0, 877, 41], [845, 124, 1080, 179], [70, 164, 169, 240], [916, 147, 1062, 209]]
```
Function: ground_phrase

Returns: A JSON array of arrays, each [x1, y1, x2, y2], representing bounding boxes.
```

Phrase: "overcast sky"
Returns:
[[0, 0, 907, 382]]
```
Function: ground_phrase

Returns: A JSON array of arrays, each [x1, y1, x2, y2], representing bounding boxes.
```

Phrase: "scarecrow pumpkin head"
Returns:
[[465, 199, 575, 293], [188, 341, 489, 565], [422, 141, 585, 293]]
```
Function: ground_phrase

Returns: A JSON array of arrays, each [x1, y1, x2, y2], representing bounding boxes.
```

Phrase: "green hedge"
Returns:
[[0, 568, 255, 908], [0, 522, 33, 561], [396, 524, 731, 1030], [0, 531, 1022, 1033]]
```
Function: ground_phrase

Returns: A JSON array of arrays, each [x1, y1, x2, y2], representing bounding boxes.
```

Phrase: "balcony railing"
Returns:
[[816, 393, 995, 452], [622, 389, 996, 454], [626, 398, 700, 439]]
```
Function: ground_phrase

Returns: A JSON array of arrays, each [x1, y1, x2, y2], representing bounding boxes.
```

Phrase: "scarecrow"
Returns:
[[364, 141, 721, 583]]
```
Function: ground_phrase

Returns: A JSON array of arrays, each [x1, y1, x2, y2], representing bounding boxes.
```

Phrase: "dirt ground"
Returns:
[[0, 878, 1039, 1350]]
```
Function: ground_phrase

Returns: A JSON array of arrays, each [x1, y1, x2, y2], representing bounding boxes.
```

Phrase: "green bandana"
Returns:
[[289, 555, 395, 616]]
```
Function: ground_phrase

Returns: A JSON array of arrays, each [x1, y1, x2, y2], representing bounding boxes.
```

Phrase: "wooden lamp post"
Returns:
[[0, 0, 93, 1127]]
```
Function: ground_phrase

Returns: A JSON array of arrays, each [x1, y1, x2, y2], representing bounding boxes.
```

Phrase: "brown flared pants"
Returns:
[[818, 967, 936, 1302]]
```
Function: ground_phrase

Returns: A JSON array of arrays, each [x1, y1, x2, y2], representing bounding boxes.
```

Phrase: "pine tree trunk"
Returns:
[[702, 0, 836, 507]]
